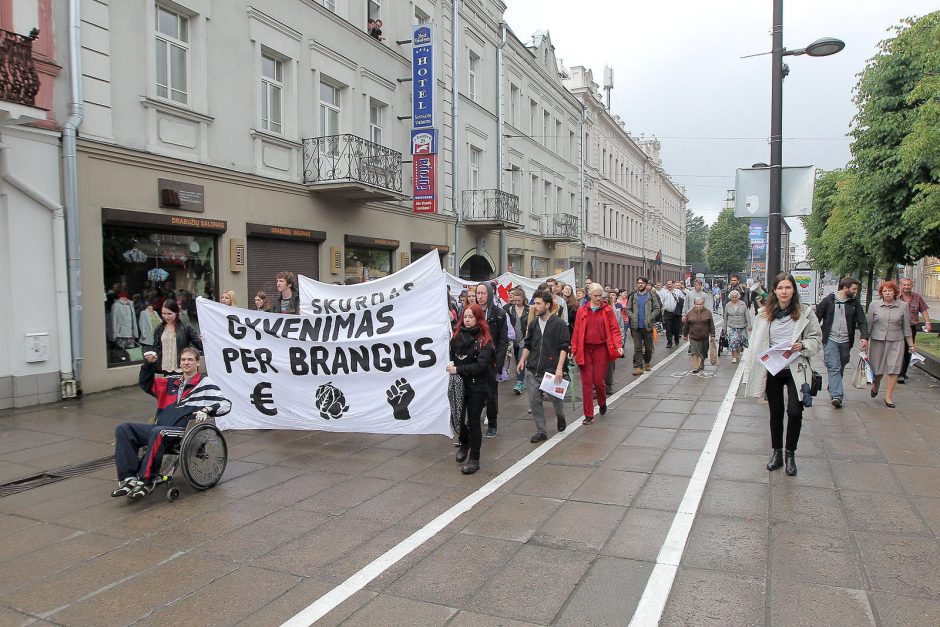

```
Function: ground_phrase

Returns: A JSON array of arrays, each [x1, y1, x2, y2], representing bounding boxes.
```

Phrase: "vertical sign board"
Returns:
[[412, 24, 439, 214], [792, 270, 818, 305], [749, 221, 767, 257]]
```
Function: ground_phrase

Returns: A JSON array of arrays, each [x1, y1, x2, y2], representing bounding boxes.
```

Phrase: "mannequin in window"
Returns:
[[138, 303, 161, 349], [111, 293, 138, 349]]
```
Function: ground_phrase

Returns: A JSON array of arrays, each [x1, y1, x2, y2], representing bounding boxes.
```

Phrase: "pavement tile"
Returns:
[[294, 475, 397, 515], [446, 610, 539, 626], [602, 507, 675, 562], [0, 522, 82, 564], [640, 412, 687, 429], [632, 474, 690, 512], [660, 568, 765, 627], [195, 506, 330, 562], [768, 455, 834, 488], [840, 490, 930, 535], [855, 531, 940, 597], [239, 470, 348, 508], [0, 513, 40, 538], [682, 515, 767, 576], [0, 438, 115, 468], [824, 434, 887, 463], [0, 460, 43, 483], [770, 579, 875, 626], [345, 480, 445, 524], [601, 446, 663, 473], [0, 530, 127, 594], [892, 465, 940, 498], [623, 426, 676, 449], [681, 413, 717, 430], [709, 452, 769, 484], [830, 460, 904, 493], [139, 566, 301, 626], [771, 485, 845, 528], [344, 593, 457, 626], [361, 452, 441, 481], [462, 494, 562, 543], [669, 429, 710, 451], [870, 591, 940, 626], [555, 556, 652, 626], [210, 465, 305, 500], [652, 448, 701, 477], [654, 399, 696, 414], [912, 496, 940, 536], [725, 413, 766, 435], [770, 523, 865, 588], [387, 532, 520, 607], [530, 500, 625, 553], [236, 578, 372, 626], [569, 468, 648, 506], [467, 544, 593, 624], [0, 428, 70, 455], [549, 438, 622, 467], [720, 431, 769, 455], [700, 479, 768, 521], [512, 462, 591, 499]]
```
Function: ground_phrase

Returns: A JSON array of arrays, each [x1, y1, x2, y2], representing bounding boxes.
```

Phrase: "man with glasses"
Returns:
[[627, 277, 662, 375]]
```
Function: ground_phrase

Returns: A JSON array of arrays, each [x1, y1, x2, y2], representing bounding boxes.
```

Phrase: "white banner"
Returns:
[[445, 267, 578, 306], [196, 271, 452, 435]]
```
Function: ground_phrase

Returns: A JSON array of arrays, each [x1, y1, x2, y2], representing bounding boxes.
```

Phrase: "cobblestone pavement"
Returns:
[[1, 325, 939, 625]]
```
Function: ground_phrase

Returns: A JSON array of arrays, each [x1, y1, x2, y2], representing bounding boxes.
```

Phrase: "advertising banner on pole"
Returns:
[[734, 166, 816, 218], [792, 270, 819, 305], [413, 154, 437, 213]]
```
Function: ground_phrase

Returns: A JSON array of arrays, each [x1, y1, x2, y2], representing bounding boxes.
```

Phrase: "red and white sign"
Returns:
[[413, 154, 437, 213]]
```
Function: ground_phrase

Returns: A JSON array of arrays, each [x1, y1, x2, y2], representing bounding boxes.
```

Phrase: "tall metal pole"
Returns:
[[451, 0, 461, 275], [767, 0, 784, 281]]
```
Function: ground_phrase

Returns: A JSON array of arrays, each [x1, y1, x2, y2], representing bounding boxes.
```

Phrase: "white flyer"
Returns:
[[757, 342, 802, 376], [539, 372, 569, 400]]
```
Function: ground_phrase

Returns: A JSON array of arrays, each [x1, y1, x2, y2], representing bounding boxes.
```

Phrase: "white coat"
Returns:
[[744, 303, 823, 399]]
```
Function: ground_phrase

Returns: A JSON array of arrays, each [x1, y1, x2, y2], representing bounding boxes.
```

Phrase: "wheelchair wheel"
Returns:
[[179, 423, 227, 490], [167, 486, 180, 502]]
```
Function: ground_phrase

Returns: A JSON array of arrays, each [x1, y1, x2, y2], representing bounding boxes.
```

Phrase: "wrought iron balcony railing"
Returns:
[[302, 134, 402, 195], [540, 212, 581, 241], [462, 189, 522, 227], [0, 28, 40, 107]]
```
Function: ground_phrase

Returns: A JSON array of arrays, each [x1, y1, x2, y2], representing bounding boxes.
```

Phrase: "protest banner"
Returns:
[[445, 267, 577, 305], [197, 264, 452, 435]]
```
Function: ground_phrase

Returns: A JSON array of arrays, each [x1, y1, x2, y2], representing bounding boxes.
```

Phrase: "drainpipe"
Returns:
[[0, 144, 74, 393], [496, 21, 507, 275], [451, 0, 461, 276], [62, 0, 84, 392], [579, 104, 586, 286]]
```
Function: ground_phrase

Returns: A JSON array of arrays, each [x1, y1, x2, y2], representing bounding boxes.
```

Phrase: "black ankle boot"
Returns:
[[456, 447, 468, 463], [784, 450, 797, 476], [767, 448, 783, 471]]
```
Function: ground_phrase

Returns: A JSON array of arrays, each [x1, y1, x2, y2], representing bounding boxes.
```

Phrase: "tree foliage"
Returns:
[[685, 208, 709, 264], [802, 169, 842, 271], [851, 11, 940, 266], [815, 169, 878, 278], [705, 207, 750, 276]]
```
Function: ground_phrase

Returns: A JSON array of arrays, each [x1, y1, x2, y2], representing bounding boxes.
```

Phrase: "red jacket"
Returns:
[[571, 301, 623, 366]]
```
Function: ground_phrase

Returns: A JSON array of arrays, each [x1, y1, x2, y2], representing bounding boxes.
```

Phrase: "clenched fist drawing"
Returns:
[[386, 378, 415, 420]]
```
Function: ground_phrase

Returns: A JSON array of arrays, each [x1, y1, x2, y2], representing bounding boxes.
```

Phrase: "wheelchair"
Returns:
[[151, 421, 228, 501]]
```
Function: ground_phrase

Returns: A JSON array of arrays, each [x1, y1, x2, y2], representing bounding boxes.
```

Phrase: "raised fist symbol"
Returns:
[[386, 378, 416, 420], [315, 382, 349, 420]]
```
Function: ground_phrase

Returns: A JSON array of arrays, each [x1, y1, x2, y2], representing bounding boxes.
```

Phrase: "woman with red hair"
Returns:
[[866, 281, 915, 408], [571, 283, 624, 424], [446, 303, 495, 474]]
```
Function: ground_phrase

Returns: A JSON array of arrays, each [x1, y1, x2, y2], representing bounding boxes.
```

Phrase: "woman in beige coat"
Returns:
[[866, 281, 914, 408], [744, 273, 823, 476]]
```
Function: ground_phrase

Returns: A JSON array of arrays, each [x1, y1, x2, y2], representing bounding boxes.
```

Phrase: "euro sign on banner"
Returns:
[[196, 258, 451, 435]]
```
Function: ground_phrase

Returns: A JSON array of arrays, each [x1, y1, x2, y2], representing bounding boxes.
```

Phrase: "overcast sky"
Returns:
[[503, 0, 937, 242]]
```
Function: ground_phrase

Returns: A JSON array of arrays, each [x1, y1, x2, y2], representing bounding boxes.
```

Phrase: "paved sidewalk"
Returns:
[[0, 327, 938, 625]]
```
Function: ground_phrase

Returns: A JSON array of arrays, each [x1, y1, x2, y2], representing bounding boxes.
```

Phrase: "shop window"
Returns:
[[102, 228, 217, 368], [345, 247, 391, 283], [531, 256, 547, 276]]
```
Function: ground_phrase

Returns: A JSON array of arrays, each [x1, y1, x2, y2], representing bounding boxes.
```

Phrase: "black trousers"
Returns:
[[899, 325, 918, 379], [459, 390, 486, 460], [766, 370, 803, 451], [485, 376, 499, 429], [663, 315, 681, 345]]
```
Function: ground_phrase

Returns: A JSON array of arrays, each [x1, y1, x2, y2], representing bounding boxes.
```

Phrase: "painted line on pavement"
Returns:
[[281, 343, 690, 627], [629, 353, 749, 626]]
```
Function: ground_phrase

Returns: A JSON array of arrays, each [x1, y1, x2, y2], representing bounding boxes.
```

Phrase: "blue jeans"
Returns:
[[824, 340, 851, 400]]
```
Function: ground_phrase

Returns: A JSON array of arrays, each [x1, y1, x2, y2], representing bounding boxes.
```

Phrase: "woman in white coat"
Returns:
[[745, 273, 823, 476]]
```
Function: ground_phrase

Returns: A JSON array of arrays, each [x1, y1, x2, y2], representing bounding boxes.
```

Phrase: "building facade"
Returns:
[[10, 0, 688, 396]]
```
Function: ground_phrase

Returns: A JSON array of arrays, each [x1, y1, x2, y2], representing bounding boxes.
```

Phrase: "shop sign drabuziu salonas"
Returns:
[[158, 179, 205, 212], [102, 208, 226, 233], [246, 223, 326, 242], [411, 24, 438, 214]]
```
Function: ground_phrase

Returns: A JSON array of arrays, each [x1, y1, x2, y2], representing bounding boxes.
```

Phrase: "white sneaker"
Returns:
[[731, 357, 737, 363]]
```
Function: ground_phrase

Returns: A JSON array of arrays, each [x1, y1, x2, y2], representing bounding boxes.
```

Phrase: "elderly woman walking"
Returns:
[[722, 290, 751, 363], [745, 273, 823, 477], [867, 281, 915, 408], [571, 283, 623, 424], [683, 296, 715, 373]]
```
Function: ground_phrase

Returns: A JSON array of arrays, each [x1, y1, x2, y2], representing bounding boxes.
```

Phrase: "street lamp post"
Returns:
[[767, 0, 844, 280]]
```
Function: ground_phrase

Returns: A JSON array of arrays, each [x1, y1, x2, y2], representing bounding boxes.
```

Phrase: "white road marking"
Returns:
[[280, 344, 691, 627], [629, 355, 748, 626]]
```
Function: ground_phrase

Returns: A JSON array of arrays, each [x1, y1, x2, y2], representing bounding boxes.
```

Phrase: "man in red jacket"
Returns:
[[571, 283, 623, 424]]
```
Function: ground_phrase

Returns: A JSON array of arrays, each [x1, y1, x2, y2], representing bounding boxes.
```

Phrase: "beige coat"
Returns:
[[744, 304, 823, 398]]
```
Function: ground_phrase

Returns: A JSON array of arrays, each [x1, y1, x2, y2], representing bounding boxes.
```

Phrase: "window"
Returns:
[[316, 0, 336, 11], [555, 186, 561, 213], [542, 112, 550, 147], [260, 53, 283, 133], [469, 146, 481, 190], [602, 149, 607, 175], [345, 247, 390, 283], [155, 4, 189, 104], [369, 99, 385, 145], [468, 51, 480, 101], [369, 0, 381, 20], [529, 100, 537, 135], [509, 84, 519, 127], [569, 131, 576, 161], [319, 81, 340, 154], [414, 7, 430, 25], [530, 175, 538, 212], [555, 120, 562, 152], [543, 182, 550, 214]]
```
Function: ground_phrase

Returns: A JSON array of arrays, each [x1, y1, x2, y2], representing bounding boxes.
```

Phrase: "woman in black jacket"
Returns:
[[152, 299, 202, 374], [447, 303, 495, 475]]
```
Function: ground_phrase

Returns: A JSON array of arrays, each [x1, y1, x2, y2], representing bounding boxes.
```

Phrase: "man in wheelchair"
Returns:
[[111, 346, 231, 499]]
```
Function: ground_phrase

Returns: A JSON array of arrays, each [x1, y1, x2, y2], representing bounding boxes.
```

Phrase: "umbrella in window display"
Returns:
[[122, 248, 147, 263], [147, 267, 170, 282]]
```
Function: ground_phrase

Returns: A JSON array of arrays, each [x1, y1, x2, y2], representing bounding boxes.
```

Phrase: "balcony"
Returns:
[[462, 189, 522, 229], [540, 213, 581, 242], [302, 134, 405, 201], [0, 28, 44, 125]]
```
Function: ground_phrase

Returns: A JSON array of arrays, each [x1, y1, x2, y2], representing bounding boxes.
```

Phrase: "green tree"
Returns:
[[685, 208, 709, 264], [851, 11, 940, 267], [705, 207, 750, 276], [802, 169, 843, 271]]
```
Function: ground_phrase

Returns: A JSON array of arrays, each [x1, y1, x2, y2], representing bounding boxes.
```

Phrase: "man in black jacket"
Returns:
[[476, 282, 509, 437], [518, 290, 570, 442], [816, 277, 869, 408]]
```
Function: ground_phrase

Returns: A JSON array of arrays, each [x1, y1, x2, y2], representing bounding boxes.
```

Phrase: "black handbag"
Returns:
[[811, 370, 823, 396]]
